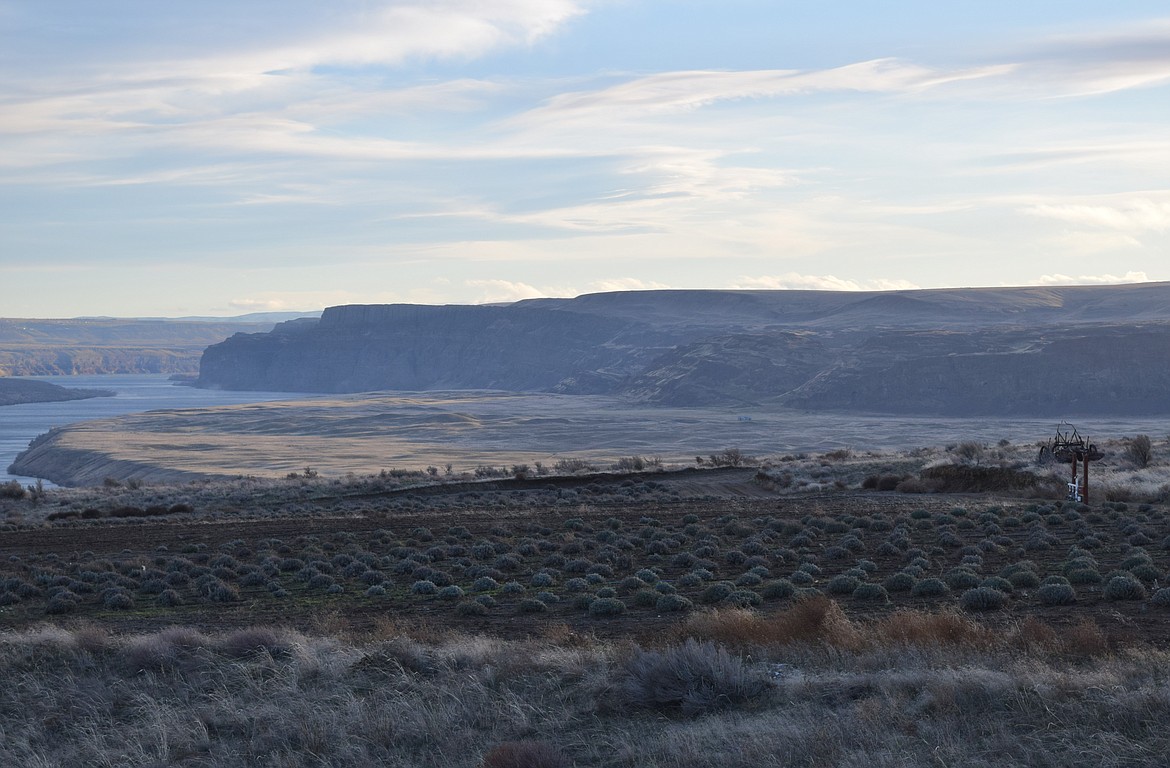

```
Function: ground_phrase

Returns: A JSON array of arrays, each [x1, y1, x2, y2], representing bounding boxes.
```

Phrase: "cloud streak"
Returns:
[[1025, 195, 1170, 233], [1028, 271, 1152, 286], [731, 274, 920, 292]]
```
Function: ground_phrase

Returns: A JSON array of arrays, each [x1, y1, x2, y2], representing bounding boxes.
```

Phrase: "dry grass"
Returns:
[[3, 615, 1170, 768], [670, 596, 1121, 662], [481, 740, 571, 768]]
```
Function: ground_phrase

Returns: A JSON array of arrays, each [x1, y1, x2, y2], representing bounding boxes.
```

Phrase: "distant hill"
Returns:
[[0, 314, 319, 376], [0, 378, 113, 406], [194, 284, 1170, 416]]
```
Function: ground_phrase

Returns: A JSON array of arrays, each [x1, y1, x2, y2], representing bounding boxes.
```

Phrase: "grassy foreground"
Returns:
[[4, 438, 1170, 766], [3, 599, 1169, 768]]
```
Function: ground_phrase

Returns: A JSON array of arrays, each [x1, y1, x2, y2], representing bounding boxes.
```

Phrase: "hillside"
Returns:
[[0, 314, 318, 376], [195, 284, 1170, 416], [0, 378, 113, 407]]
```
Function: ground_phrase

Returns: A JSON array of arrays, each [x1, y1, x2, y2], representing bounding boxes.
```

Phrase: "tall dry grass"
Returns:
[[3, 606, 1170, 767]]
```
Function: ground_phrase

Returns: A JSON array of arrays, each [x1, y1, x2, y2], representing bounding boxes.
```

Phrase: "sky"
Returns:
[[2, 1, 1169, 317]]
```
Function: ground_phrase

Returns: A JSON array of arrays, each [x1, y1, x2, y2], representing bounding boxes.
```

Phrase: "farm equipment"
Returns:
[[1038, 423, 1103, 503]]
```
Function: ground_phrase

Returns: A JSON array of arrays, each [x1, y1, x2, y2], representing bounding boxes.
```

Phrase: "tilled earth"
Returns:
[[2, 469, 1168, 646]]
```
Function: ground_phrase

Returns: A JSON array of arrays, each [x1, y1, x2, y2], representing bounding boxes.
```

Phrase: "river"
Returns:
[[0, 374, 306, 486]]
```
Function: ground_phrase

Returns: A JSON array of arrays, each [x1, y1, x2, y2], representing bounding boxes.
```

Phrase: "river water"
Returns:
[[3, 374, 1166, 489], [0, 375, 304, 486]]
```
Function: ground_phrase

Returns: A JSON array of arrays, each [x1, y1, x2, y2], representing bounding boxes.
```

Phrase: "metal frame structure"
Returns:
[[1039, 422, 1103, 503]]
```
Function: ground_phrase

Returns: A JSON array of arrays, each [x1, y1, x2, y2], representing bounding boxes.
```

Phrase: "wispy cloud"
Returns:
[[1015, 19, 1170, 97], [513, 59, 1014, 129], [588, 278, 671, 292], [1027, 271, 1152, 286], [731, 274, 920, 291], [228, 297, 298, 312], [1024, 194, 1170, 232], [465, 279, 575, 303]]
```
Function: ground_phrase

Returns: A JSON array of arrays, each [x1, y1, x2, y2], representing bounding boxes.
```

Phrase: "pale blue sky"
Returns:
[[2, 1, 1169, 316]]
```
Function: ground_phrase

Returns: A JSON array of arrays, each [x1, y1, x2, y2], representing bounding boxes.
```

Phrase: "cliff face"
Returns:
[[196, 285, 1170, 416], [197, 305, 651, 393], [778, 327, 1170, 416]]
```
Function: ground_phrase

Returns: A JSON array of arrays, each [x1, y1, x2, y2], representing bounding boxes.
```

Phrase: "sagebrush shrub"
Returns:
[[471, 576, 499, 592], [1005, 570, 1040, 589], [618, 576, 647, 593], [980, 576, 1014, 593], [761, 579, 795, 600], [202, 579, 240, 603], [0, 479, 25, 499], [944, 569, 982, 591], [455, 600, 488, 616], [699, 582, 735, 605], [827, 575, 860, 595], [1036, 583, 1077, 606], [1124, 435, 1153, 468], [883, 572, 916, 592], [851, 583, 889, 603], [617, 639, 772, 717], [102, 589, 133, 610], [1130, 564, 1162, 583], [438, 585, 465, 600], [959, 587, 1007, 611], [656, 594, 693, 612], [635, 568, 659, 584], [216, 628, 288, 659], [1120, 553, 1152, 571], [1068, 568, 1102, 585], [726, 589, 762, 608], [1103, 575, 1147, 601], [411, 580, 438, 595], [588, 597, 625, 616], [735, 572, 763, 587], [911, 578, 950, 597], [563, 578, 587, 593]]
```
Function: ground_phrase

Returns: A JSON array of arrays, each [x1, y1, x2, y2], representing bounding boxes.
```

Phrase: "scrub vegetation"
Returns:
[[2, 602, 1169, 767], [2, 437, 1170, 765]]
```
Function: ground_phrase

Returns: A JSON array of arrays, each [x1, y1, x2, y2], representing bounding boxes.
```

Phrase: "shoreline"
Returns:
[[0, 378, 114, 407]]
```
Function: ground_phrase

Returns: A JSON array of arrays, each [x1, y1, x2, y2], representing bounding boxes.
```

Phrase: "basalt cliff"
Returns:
[[195, 283, 1170, 416]]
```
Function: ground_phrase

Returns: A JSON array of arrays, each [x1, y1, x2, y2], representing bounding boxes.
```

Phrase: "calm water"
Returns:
[[3, 375, 1166, 488], [0, 375, 306, 485]]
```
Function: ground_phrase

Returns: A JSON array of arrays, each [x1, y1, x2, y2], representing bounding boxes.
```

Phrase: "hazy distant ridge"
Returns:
[[0, 315, 317, 376], [195, 284, 1170, 416]]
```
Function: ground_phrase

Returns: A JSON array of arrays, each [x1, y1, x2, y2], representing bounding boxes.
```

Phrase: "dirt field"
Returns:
[[3, 466, 1169, 648]]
